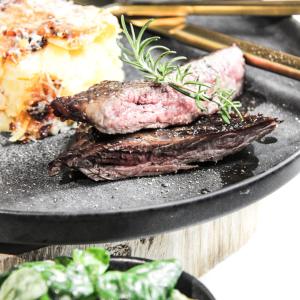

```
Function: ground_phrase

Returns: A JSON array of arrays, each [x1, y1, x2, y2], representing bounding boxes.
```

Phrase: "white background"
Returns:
[[201, 172, 300, 300], [200, 15, 300, 300]]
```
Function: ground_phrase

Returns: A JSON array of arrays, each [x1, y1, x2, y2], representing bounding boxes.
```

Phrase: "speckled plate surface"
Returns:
[[0, 16, 300, 246]]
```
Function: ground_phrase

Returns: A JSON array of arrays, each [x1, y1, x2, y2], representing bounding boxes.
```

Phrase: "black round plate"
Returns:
[[109, 257, 215, 300], [0, 17, 300, 246]]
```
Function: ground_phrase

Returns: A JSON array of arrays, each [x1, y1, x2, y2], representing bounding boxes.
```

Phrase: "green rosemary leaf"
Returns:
[[154, 50, 176, 74], [129, 23, 136, 43], [120, 17, 134, 48], [232, 101, 242, 107], [136, 18, 154, 48], [140, 37, 162, 55], [175, 66, 182, 82], [167, 56, 187, 66], [221, 111, 231, 124], [145, 45, 169, 57]]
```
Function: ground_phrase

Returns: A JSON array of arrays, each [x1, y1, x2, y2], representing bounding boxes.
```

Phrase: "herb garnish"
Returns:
[[119, 15, 243, 124]]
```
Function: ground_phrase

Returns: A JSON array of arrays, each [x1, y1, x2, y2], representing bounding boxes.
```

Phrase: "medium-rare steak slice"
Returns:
[[51, 46, 245, 134], [48, 114, 279, 181]]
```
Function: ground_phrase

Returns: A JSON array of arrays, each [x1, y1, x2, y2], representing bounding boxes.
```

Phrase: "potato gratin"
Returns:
[[0, 0, 124, 142]]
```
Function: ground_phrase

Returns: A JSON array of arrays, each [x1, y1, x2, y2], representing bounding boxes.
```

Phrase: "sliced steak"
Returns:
[[48, 114, 279, 181], [51, 46, 245, 134]]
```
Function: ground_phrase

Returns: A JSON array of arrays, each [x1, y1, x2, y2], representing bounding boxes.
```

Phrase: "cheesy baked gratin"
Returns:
[[0, 0, 124, 142]]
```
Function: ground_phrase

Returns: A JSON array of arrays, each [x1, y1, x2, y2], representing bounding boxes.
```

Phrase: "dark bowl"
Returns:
[[110, 257, 215, 300]]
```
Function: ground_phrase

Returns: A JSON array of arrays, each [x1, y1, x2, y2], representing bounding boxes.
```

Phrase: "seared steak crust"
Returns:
[[51, 46, 245, 134], [49, 114, 278, 181]]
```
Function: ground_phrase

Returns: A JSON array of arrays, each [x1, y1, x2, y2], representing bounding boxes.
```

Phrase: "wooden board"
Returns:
[[0, 202, 259, 276]]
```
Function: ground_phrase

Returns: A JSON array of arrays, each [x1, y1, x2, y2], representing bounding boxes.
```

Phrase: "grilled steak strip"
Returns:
[[48, 114, 279, 181], [51, 46, 245, 134]]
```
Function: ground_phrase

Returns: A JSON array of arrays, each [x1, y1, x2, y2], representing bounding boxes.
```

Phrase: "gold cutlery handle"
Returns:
[[130, 18, 300, 80], [108, 3, 300, 17]]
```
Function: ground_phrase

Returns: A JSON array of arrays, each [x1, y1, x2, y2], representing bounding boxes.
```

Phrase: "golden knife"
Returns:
[[129, 17, 300, 80], [106, 1, 300, 17]]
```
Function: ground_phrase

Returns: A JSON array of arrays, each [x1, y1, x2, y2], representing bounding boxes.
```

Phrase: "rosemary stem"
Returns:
[[119, 15, 243, 124]]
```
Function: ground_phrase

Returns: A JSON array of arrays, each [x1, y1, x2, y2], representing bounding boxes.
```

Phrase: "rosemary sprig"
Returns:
[[119, 16, 243, 124]]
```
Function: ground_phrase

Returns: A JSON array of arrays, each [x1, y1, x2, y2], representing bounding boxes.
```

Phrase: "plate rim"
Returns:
[[0, 147, 299, 217]]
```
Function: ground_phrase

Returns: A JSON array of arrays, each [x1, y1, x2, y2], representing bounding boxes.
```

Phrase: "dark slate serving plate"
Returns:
[[110, 257, 215, 300], [0, 16, 300, 246]]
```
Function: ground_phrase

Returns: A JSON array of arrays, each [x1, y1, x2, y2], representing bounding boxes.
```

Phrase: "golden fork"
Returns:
[[106, 1, 300, 17], [78, 0, 300, 80], [128, 16, 300, 80]]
